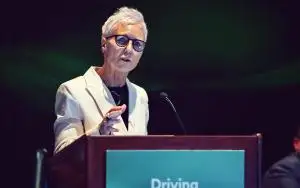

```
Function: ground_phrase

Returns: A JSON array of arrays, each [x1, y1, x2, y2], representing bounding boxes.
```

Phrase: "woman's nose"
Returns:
[[124, 40, 134, 54]]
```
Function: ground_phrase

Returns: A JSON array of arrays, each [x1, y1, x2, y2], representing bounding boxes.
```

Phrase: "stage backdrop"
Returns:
[[1, 0, 300, 188]]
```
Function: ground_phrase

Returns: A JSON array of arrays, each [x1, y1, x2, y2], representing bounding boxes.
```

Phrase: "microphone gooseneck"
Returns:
[[159, 92, 187, 134]]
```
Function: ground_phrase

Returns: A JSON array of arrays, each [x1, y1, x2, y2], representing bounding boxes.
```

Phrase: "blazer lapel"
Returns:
[[83, 66, 128, 135]]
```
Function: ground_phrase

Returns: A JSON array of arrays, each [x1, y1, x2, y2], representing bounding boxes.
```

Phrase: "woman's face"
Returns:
[[102, 23, 146, 73]]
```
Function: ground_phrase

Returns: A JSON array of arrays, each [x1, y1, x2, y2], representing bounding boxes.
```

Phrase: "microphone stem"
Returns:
[[165, 97, 187, 134]]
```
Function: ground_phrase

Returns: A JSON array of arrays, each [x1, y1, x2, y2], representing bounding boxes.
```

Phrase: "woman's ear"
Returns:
[[101, 37, 107, 53]]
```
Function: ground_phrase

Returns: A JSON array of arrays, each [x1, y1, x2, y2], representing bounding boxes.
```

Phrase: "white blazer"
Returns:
[[53, 66, 149, 153]]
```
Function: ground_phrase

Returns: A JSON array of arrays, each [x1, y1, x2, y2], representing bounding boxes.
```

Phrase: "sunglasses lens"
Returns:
[[133, 40, 145, 52], [115, 35, 129, 46]]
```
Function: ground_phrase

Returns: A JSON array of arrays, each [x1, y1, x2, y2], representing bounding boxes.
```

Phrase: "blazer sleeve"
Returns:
[[142, 88, 149, 135], [53, 84, 84, 154], [144, 97, 149, 135]]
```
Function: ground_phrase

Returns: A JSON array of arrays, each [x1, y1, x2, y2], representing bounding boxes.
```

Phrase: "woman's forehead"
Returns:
[[113, 23, 145, 41]]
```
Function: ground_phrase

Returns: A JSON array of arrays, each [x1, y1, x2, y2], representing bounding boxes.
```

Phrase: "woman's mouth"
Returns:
[[120, 58, 131, 62]]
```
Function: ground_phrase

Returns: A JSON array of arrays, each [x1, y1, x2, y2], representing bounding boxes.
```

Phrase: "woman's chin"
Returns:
[[113, 63, 136, 73]]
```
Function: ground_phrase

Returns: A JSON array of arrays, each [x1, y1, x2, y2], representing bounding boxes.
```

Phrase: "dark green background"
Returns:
[[2, 0, 300, 187]]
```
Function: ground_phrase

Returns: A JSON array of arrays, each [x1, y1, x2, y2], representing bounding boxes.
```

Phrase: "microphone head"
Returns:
[[159, 92, 168, 99]]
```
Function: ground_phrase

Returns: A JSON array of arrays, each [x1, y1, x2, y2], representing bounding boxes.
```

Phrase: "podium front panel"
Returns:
[[106, 149, 245, 188]]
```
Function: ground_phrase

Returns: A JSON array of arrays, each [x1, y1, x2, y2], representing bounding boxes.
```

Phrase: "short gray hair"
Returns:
[[101, 6, 148, 41]]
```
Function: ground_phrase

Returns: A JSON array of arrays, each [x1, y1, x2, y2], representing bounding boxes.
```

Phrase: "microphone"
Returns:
[[160, 92, 187, 134], [35, 148, 48, 188]]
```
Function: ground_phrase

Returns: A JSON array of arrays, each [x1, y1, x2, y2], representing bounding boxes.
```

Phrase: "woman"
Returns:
[[53, 7, 149, 154]]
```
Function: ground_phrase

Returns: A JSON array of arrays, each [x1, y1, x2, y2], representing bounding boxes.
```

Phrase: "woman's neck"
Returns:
[[97, 64, 128, 87]]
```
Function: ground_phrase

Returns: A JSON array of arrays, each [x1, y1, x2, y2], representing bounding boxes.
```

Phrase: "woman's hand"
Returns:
[[99, 104, 127, 135]]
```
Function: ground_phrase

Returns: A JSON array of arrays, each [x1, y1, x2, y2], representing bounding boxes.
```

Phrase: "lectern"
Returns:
[[47, 135, 262, 188]]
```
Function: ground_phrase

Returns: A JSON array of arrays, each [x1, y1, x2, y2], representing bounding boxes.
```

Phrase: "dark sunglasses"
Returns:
[[106, 35, 146, 52]]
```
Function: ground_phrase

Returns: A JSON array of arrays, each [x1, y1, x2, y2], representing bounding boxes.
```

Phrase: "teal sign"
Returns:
[[106, 150, 245, 188]]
